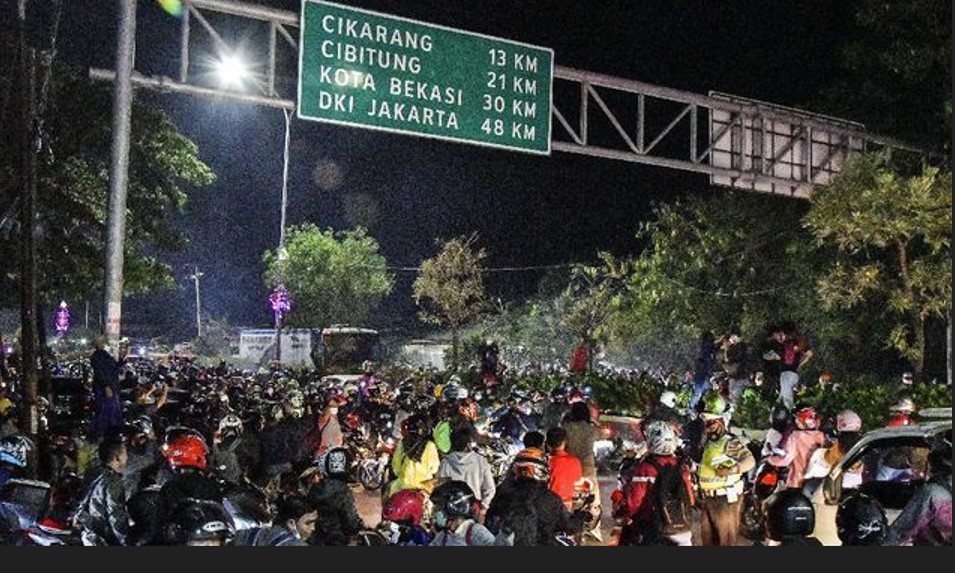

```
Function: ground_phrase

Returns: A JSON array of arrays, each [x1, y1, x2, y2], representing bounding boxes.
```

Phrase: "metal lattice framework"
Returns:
[[89, 0, 927, 199]]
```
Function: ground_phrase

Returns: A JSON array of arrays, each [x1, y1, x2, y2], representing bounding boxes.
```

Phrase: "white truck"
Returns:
[[235, 326, 380, 373]]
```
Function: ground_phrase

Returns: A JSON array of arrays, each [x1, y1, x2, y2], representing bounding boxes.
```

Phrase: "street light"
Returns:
[[186, 265, 204, 339], [215, 54, 294, 364]]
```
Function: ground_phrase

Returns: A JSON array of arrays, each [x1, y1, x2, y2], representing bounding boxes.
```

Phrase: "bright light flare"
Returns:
[[155, 0, 184, 17], [216, 55, 249, 88]]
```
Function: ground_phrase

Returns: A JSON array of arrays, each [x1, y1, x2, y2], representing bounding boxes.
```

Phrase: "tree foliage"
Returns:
[[803, 154, 952, 376], [412, 233, 488, 370], [0, 65, 215, 310], [813, 0, 952, 156], [262, 224, 393, 329], [613, 192, 824, 370]]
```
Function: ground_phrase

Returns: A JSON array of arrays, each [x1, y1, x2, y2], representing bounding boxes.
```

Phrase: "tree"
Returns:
[[262, 224, 393, 328], [412, 233, 488, 371], [803, 154, 952, 378], [813, 0, 952, 156], [0, 65, 215, 311], [557, 253, 629, 373], [614, 192, 824, 367]]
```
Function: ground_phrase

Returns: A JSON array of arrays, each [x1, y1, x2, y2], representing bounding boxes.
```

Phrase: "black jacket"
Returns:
[[484, 477, 586, 546]]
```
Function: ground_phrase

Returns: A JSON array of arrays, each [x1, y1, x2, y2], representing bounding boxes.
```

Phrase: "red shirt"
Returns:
[[549, 449, 583, 505]]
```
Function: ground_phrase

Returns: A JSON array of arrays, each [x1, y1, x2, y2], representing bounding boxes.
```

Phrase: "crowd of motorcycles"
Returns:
[[0, 357, 603, 546]]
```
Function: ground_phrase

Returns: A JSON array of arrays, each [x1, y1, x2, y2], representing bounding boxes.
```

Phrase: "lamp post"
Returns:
[[215, 56, 294, 365], [186, 265, 204, 339], [269, 281, 290, 364]]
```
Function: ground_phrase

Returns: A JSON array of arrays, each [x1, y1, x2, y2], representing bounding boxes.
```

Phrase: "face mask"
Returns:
[[433, 510, 448, 530]]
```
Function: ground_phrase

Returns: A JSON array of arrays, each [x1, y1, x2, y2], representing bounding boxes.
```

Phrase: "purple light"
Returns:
[[269, 284, 291, 319], [55, 300, 71, 335]]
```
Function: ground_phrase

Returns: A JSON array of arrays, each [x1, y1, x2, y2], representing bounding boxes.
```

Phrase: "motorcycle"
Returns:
[[357, 432, 397, 491], [0, 477, 82, 546]]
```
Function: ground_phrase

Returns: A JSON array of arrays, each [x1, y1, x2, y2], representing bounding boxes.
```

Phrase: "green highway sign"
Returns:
[[298, 0, 554, 155]]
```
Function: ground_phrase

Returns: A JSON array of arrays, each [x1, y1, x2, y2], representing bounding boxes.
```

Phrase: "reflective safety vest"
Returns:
[[698, 435, 746, 492]]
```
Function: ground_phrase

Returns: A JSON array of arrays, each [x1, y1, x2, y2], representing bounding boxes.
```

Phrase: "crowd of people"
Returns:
[[0, 327, 950, 547]]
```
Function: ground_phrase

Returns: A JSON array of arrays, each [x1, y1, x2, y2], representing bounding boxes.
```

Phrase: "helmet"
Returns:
[[0, 435, 33, 468], [836, 410, 862, 433], [659, 390, 678, 409], [382, 489, 425, 525], [836, 493, 887, 546], [217, 413, 244, 437], [888, 396, 915, 414], [511, 448, 549, 481], [131, 415, 155, 438], [568, 388, 585, 404], [164, 498, 235, 545], [886, 413, 913, 427], [764, 488, 815, 541], [700, 393, 727, 421], [164, 433, 209, 471], [317, 446, 351, 479], [430, 480, 478, 519], [793, 405, 819, 430], [644, 420, 679, 456], [769, 403, 792, 431]]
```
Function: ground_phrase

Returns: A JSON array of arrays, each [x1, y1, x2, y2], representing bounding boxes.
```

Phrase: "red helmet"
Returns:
[[382, 489, 425, 525], [793, 406, 819, 430], [887, 413, 913, 427], [164, 434, 208, 471]]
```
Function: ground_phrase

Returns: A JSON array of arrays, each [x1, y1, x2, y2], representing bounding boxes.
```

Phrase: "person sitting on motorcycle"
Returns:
[[71, 437, 131, 545], [429, 480, 497, 545], [209, 413, 247, 486], [484, 448, 590, 545], [121, 415, 162, 499], [544, 426, 583, 511], [764, 404, 828, 498], [436, 426, 497, 517], [233, 492, 317, 546], [617, 420, 695, 546], [386, 413, 440, 498], [149, 430, 223, 545], [306, 447, 367, 545]]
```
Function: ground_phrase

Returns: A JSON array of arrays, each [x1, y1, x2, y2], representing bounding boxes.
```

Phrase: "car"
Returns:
[[816, 407, 952, 544]]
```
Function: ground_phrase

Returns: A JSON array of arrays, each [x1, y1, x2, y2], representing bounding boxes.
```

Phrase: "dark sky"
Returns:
[[55, 0, 857, 340]]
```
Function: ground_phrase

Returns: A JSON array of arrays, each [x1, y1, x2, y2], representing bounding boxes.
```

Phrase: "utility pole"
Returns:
[[102, 0, 136, 345], [15, 0, 41, 473], [187, 265, 204, 339]]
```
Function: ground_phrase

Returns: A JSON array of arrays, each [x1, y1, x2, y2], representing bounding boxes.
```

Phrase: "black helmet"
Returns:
[[430, 480, 478, 519], [769, 403, 792, 432], [164, 498, 236, 545], [317, 446, 351, 479], [764, 488, 815, 541], [836, 493, 888, 546]]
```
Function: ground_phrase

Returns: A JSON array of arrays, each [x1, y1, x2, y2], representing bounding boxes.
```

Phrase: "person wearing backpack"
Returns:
[[617, 420, 696, 546]]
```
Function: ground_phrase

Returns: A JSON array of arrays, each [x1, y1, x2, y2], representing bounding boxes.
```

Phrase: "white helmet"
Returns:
[[644, 420, 679, 456], [659, 391, 678, 409], [836, 410, 862, 432]]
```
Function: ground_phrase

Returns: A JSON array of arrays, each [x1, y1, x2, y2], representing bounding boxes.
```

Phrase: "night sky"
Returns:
[[55, 0, 857, 340]]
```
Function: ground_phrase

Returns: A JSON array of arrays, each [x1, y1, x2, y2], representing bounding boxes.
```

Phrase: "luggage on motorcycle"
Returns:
[[645, 457, 692, 536]]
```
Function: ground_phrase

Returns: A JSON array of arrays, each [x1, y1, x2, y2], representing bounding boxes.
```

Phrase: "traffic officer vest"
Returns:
[[698, 434, 746, 492]]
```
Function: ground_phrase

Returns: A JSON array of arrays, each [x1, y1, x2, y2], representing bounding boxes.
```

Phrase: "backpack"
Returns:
[[645, 457, 692, 536]]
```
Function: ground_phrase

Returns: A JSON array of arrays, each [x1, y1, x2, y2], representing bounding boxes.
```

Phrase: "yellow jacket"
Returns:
[[388, 438, 440, 497]]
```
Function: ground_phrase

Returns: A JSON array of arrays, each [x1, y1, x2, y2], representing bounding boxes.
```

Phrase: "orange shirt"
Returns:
[[548, 449, 583, 506]]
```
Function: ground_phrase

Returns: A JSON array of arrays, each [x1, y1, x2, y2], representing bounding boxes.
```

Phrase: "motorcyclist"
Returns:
[[428, 480, 496, 545], [380, 488, 431, 545], [306, 446, 367, 545], [483, 447, 589, 545], [764, 404, 828, 497], [149, 430, 223, 545], [209, 413, 246, 485], [71, 437, 131, 546], [232, 493, 316, 546]]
